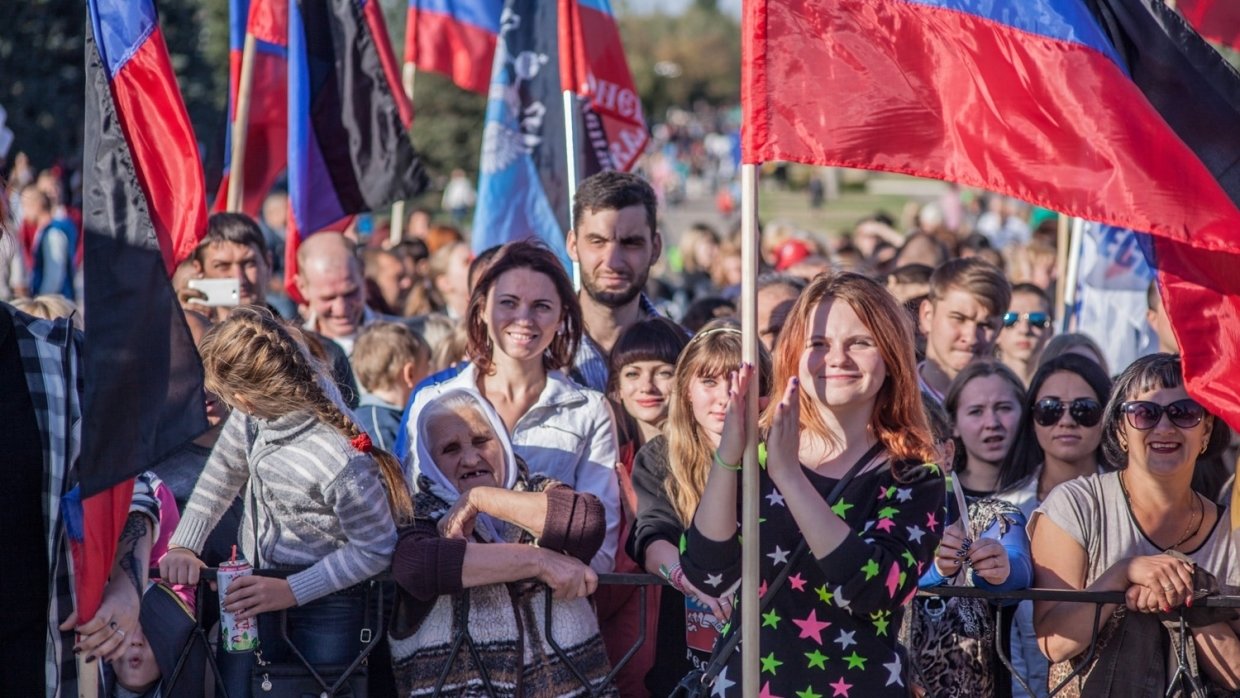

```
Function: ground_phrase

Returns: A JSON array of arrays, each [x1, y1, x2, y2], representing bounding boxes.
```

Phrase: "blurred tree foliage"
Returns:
[[2, 0, 224, 183], [617, 0, 741, 123]]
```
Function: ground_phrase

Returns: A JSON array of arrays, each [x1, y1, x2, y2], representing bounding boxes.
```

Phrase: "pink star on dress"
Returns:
[[925, 511, 939, 531], [874, 518, 895, 532], [759, 579, 769, 598], [759, 681, 784, 698], [792, 609, 832, 644], [885, 562, 902, 598], [788, 573, 807, 591], [828, 676, 853, 697]]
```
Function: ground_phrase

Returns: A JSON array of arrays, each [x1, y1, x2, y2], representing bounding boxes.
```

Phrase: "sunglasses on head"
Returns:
[[1002, 311, 1051, 329], [1032, 397, 1103, 427], [1120, 399, 1205, 431]]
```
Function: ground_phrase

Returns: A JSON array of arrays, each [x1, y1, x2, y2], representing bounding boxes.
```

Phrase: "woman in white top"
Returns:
[[1030, 353, 1240, 694], [404, 241, 621, 572]]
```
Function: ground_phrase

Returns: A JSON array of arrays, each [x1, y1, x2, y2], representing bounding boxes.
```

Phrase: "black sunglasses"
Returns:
[[1120, 399, 1205, 431], [1032, 397, 1103, 427], [1002, 311, 1051, 329]]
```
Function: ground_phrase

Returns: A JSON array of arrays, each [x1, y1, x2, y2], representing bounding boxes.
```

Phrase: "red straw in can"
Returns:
[[230, 545, 237, 563]]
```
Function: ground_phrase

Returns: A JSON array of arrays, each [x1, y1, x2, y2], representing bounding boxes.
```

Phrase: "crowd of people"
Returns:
[[5, 165, 1239, 698]]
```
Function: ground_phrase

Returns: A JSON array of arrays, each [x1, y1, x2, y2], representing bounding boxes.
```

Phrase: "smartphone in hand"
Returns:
[[187, 278, 241, 307]]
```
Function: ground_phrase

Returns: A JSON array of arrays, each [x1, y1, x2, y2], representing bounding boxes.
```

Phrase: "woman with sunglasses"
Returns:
[[996, 284, 1054, 386], [994, 353, 1111, 698], [1029, 354, 1240, 694]]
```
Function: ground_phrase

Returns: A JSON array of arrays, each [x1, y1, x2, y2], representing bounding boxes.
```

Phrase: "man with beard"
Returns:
[[566, 171, 664, 392]]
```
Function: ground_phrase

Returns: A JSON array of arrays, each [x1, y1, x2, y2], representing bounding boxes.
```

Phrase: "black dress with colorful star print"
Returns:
[[681, 458, 945, 698]]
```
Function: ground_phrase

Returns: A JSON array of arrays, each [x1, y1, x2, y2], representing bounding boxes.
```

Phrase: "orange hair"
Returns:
[[761, 272, 936, 472]]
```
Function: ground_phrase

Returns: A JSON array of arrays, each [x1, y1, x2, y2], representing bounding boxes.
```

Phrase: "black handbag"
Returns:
[[670, 443, 883, 698], [248, 581, 381, 698]]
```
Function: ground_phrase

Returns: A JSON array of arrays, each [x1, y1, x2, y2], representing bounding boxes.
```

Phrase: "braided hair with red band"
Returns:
[[351, 433, 373, 454]]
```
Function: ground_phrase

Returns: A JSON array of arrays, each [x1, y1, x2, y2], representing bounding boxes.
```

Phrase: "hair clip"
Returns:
[[351, 433, 374, 454]]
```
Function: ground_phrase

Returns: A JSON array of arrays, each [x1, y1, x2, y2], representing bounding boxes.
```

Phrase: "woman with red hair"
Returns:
[[681, 272, 946, 696]]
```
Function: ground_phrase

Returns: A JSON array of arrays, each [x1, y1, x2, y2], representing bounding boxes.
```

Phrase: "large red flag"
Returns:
[[743, 0, 1240, 430]]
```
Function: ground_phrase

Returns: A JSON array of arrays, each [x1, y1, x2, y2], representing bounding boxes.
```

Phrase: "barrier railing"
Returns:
[[157, 569, 1239, 697]]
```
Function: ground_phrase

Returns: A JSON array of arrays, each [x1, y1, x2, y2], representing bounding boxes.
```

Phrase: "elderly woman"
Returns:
[[1029, 354, 1240, 695], [389, 389, 616, 697]]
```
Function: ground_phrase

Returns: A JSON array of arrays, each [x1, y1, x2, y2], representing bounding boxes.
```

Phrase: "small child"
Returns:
[[352, 321, 430, 451], [108, 583, 205, 698]]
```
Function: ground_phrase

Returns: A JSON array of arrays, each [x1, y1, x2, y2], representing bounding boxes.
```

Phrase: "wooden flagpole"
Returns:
[[226, 34, 258, 212], [390, 62, 417, 247], [740, 162, 761, 697]]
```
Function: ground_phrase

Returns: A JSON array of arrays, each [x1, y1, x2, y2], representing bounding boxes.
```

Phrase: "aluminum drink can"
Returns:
[[217, 559, 259, 652]]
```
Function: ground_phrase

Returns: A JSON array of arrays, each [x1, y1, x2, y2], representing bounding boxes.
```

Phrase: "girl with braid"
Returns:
[[160, 307, 411, 698]]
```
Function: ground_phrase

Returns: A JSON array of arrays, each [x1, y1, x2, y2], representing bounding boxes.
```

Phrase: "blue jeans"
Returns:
[[217, 593, 366, 698]]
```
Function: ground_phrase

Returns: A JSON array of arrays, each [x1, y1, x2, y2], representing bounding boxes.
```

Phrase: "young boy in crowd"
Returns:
[[918, 258, 1012, 402], [353, 322, 430, 451]]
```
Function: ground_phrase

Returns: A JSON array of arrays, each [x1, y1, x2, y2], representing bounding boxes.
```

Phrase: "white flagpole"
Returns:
[[563, 89, 581, 290], [390, 62, 417, 247], [1060, 217, 1086, 333], [740, 162, 761, 697]]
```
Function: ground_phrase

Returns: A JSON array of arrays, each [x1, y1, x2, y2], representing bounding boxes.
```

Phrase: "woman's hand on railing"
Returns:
[[160, 546, 207, 586], [933, 521, 968, 578], [223, 576, 297, 620], [536, 548, 598, 600], [1126, 554, 1195, 612]]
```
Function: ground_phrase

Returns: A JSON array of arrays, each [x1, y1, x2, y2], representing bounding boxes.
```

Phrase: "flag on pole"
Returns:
[[471, 0, 571, 268], [405, 0, 503, 94], [82, 0, 208, 622], [285, 0, 428, 300], [742, 0, 1240, 430], [557, 0, 649, 175], [1069, 222, 1157, 372], [214, 0, 290, 216], [1177, 0, 1240, 52]]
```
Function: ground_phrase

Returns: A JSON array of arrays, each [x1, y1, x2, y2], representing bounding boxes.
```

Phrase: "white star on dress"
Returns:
[[712, 666, 736, 696], [896, 487, 913, 502], [768, 546, 790, 565], [883, 654, 904, 686], [906, 524, 926, 543], [833, 629, 857, 650], [765, 489, 786, 507], [706, 573, 724, 588]]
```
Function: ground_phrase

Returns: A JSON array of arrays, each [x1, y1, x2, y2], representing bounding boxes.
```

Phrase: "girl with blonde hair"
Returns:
[[160, 307, 410, 698], [629, 319, 771, 695]]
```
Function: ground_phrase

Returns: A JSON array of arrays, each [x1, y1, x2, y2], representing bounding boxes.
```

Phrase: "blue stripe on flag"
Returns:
[[89, 0, 159, 77], [411, 0, 503, 33], [900, 0, 1123, 66]]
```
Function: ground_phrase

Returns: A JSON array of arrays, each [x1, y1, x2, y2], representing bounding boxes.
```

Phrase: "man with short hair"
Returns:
[[566, 171, 663, 392], [918, 258, 1012, 402], [1147, 279, 1179, 354], [191, 212, 272, 309], [362, 248, 412, 316], [296, 232, 377, 355], [756, 272, 806, 352]]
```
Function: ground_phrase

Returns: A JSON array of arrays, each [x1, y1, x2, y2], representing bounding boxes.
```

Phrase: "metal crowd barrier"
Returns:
[[156, 569, 1240, 697]]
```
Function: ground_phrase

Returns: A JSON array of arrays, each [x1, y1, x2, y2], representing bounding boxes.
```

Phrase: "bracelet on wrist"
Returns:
[[713, 450, 741, 471]]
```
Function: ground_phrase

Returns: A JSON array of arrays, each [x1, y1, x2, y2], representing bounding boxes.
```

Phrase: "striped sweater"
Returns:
[[169, 410, 397, 605]]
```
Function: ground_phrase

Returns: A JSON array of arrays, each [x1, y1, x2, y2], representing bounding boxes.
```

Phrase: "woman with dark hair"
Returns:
[[684, 273, 944, 695], [402, 240, 622, 572], [994, 353, 1112, 698], [1030, 354, 1240, 694], [595, 316, 690, 695]]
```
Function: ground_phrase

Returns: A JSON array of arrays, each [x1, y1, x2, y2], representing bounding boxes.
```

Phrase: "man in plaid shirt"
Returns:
[[0, 299, 160, 697]]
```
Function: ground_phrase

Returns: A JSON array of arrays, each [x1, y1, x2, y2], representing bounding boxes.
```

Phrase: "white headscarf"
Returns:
[[412, 388, 519, 542]]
